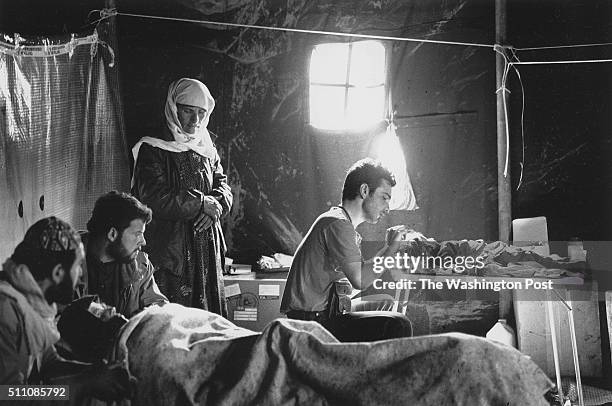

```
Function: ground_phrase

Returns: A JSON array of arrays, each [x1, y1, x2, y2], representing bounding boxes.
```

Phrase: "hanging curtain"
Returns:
[[0, 26, 129, 260], [370, 122, 418, 211]]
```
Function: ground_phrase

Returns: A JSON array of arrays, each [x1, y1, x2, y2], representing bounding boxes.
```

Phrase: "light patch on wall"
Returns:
[[0, 59, 7, 100], [3, 59, 32, 142], [371, 123, 418, 210], [309, 41, 385, 131]]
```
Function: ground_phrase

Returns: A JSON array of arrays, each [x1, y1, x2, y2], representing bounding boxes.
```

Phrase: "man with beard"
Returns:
[[281, 158, 413, 342], [79, 191, 167, 318], [0, 217, 129, 401]]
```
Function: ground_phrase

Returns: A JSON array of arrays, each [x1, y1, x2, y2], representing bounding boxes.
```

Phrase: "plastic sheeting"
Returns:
[[0, 30, 129, 260]]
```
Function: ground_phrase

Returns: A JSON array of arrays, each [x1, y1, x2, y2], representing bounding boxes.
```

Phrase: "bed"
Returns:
[[354, 236, 588, 335], [109, 303, 553, 406]]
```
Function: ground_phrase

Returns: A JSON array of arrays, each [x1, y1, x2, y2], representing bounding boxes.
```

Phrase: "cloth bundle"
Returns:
[[402, 236, 586, 278]]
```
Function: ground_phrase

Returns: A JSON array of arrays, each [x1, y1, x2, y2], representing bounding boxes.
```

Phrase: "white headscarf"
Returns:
[[132, 78, 217, 167]]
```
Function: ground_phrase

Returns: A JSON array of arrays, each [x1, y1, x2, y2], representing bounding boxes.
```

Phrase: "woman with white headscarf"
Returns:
[[131, 78, 233, 316]]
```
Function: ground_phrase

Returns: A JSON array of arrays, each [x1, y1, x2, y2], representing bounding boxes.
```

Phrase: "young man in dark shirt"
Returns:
[[281, 158, 412, 341]]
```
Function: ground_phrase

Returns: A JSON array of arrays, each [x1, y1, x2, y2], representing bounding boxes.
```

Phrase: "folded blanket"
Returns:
[[113, 304, 552, 406]]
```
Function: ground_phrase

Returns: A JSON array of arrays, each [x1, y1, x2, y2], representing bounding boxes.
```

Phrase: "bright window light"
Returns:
[[371, 124, 419, 211], [309, 41, 386, 131]]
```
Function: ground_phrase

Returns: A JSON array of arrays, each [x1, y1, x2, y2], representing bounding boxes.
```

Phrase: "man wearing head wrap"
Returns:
[[131, 78, 233, 316], [0, 217, 129, 402]]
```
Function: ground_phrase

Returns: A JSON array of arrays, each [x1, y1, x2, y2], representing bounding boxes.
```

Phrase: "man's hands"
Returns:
[[384, 225, 411, 255], [194, 195, 223, 233], [384, 226, 427, 254], [99, 306, 117, 322]]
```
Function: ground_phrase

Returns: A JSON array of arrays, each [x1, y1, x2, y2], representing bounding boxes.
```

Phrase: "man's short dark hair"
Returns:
[[11, 217, 80, 281], [87, 191, 153, 237], [341, 158, 396, 202]]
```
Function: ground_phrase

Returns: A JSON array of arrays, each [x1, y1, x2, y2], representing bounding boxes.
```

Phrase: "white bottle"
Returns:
[[486, 319, 517, 347], [568, 238, 586, 261]]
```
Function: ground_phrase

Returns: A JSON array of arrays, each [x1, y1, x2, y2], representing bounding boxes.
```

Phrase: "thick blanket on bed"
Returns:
[[114, 304, 552, 406]]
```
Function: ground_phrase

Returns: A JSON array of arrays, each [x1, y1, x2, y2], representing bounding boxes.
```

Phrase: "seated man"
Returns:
[[280, 158, 412, 341], [0, 217, 129, 402], [78, 191, 168, 318]]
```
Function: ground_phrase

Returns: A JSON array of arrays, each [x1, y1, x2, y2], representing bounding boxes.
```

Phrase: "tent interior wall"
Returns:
[[1, 0, 611, 345], [2, 0, 610, 260]]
